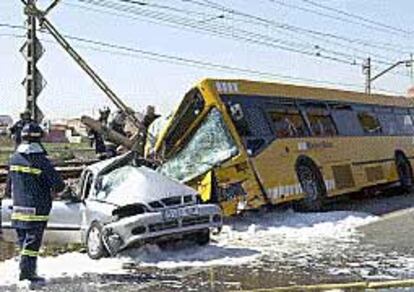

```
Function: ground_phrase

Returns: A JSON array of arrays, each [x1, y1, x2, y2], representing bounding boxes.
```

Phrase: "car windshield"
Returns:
[[159, 108, 238, 182], [95, 165, 196, 205], [96, 166, 136, 201]]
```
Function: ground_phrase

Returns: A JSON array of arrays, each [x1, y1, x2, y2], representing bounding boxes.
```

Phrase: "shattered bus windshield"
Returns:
[[159, 108, 238, 182], [162, 89, 205, 157]]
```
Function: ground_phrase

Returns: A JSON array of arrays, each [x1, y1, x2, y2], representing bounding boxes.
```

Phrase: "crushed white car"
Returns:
[[1, 152, 223, 259]]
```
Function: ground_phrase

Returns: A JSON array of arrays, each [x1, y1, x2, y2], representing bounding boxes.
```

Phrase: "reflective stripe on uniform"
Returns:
[[27, 132, 42, 137], [21, 249, 39, 257], [10, 165, 42, 175], [12, 213, 49, 222]]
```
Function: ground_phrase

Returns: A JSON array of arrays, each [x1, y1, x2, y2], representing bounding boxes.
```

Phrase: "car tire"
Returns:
[[296, 157, 326, 212], [395, 152, 413, 192], [86, 221, 109, 260], [194, 229, 210, 246]]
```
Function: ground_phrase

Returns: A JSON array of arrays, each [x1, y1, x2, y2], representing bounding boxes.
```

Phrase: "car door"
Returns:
[[80, 170, 115, 230], [1, 198, 15, 242], [1, 195, 84, 245], [45, 198, 84, 244]]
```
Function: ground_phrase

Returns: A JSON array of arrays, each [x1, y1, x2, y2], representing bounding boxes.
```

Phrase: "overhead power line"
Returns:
[[1, 22, 406, 95], [174, 0, 412, 60], [0, 23, 373, 92], [59, 35, 365, 88], [267, 0, 413, 51], [299, 0, 411, 36], [73, 0, 407, 68], [70, 0, 358, 65], [65, 0, 414, 81], [0, 23, 26, 29]]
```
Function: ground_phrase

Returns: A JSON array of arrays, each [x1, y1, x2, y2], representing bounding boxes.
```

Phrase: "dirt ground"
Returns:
[[0, 189, 413, 291], [0, 141, 96, 165]]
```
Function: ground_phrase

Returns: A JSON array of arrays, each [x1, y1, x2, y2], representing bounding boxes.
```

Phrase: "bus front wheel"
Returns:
[[296, 158, 326, 212], [395, 152, 413, 192]]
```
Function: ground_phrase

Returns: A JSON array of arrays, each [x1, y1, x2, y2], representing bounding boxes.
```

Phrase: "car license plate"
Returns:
[[163, 206, 199, 221], [183, 206, 199, 217], [163, 209, 179, 221]]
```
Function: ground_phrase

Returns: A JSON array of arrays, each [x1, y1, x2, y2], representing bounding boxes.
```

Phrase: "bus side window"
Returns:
[[330, 103, 363, 136], [393, 108, 414, 135], [302, 104, 337, 136], [268, 107, 307, 138], [357, 111, 382, 135], [395, 114, 414, 135], [376, 107, 397, 135]]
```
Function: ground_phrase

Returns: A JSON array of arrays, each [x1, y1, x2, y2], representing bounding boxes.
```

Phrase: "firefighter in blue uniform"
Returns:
[[6, 122, 65, 283], [9, 110, 33, 148]]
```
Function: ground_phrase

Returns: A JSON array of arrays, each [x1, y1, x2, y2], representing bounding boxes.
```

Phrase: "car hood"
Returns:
[[97, 165, 198, 207]]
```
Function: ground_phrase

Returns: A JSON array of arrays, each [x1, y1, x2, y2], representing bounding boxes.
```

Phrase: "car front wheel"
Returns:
[[86, 221, 109, 260]]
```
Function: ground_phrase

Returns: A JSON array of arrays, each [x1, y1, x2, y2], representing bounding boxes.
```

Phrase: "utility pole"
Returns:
[[21, 0, 152, 155], [363, 57, 413, 95], [363, 57, 371, 94], [410, 53, 413, 86], [21, 0, 45, 123]]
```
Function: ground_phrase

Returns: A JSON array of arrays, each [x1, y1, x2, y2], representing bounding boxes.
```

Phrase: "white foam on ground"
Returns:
[[124, 209, 378, 269], [0, 209, 378, 286], [0, 253, 126, 286]]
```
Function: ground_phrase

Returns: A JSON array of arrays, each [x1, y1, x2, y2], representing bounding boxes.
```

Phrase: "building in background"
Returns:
[[408, 86, 414, 98], [42, 118, 89, 143], [43, 121, 68, 143], [0, 115, 13, 136], [67, 118, 88, 137]]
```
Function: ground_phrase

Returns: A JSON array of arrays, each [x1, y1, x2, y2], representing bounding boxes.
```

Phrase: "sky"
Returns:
[[1, 0, 413, 121]]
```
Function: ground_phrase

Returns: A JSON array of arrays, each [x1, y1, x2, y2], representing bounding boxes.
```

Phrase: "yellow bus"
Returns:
[[151, 79, 414, 216]]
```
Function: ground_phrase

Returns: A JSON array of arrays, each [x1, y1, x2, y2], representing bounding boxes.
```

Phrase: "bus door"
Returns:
[[221, 97, 283, 208], [224, 97, 308, 206]]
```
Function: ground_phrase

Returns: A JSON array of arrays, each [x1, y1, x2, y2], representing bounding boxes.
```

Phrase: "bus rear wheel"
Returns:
[[296, 159, 326, 212], [395, 153, 413, 192]]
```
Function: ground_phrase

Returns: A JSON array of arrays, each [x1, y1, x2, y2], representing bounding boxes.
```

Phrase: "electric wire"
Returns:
[[2, 0, 410, 95], [1, 26, 381, 93], [299, 0, 412, 36], [74, 0, 414, 81], [69, 1, 357, 65], [71, 0, 401, 67], [181, 0, 414, 55], [265, 0, 414, 55]]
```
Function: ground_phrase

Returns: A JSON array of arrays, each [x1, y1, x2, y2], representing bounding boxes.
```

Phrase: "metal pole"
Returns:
[[364, 57, 371, 94], [410, 53, 413, 85], [39, 17, 144, 131], [22, 0, 45, 123], [25, 0, 38, 120]]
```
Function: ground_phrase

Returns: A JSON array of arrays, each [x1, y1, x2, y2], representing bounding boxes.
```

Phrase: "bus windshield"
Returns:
[[162, 89, 205, 158], [159, 108, 238, 182]]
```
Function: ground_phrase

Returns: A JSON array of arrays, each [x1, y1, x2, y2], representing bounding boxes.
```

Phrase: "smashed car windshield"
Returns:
[[159, 108, 238, 182], [96, 166, 135, 201], [96, 165, 196, 204]]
